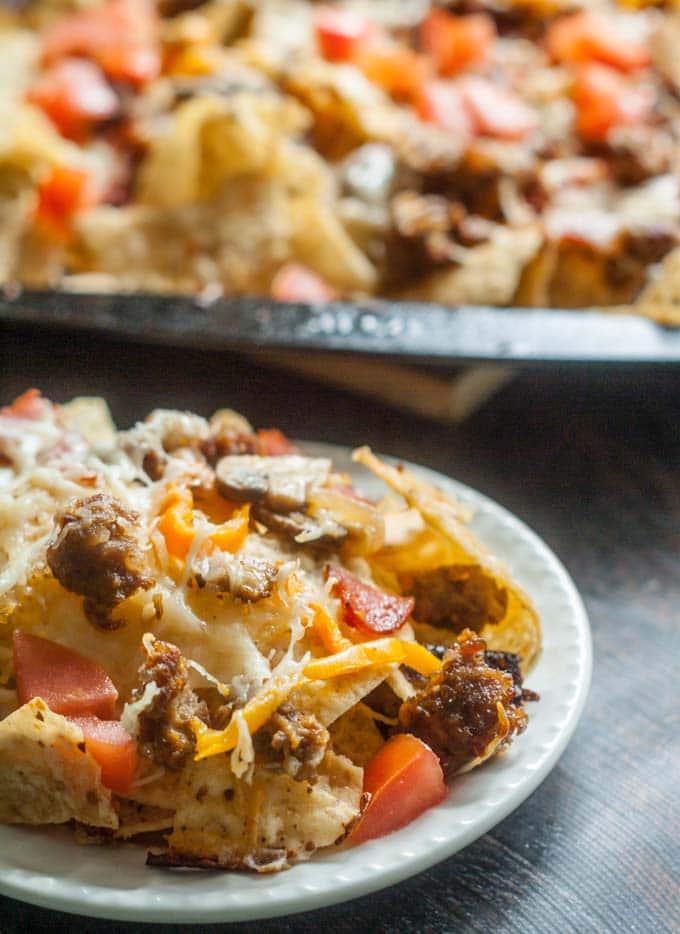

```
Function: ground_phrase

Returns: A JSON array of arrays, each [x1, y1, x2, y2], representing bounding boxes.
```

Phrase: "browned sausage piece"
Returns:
[[132, 636, 209, 771], [406, 564, 508, 633], [398, 632, 530, 776], [46, 493, 152, 629]]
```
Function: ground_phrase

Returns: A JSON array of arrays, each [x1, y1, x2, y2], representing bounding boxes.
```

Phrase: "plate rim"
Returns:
[[0, 444, 592, 923]]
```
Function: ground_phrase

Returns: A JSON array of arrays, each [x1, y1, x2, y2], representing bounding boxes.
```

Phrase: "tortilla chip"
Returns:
[[158, 749, 361, 870], [113, 800, 174, 840], [290, 665, 392, 727], [651, 11, 680, 94], [136, 91, 308, 210], [0, 698, 117, 828], [395, 226, 542, 306], [0, 177, 33, 284], [634, 246, 680, 326], [59, 397, 117, 447], [542, 241, 648, 308], [329, 703, 386, 768], [354, 448, 541, 672]]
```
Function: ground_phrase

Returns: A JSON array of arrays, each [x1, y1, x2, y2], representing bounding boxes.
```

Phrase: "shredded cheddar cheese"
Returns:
[[193, 676, 299, 760], [303, 638, 442, 681], [308, 602, 351, 654]]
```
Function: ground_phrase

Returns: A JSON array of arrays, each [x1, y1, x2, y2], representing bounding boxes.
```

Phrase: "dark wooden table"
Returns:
[[1, 325, 678, 934]]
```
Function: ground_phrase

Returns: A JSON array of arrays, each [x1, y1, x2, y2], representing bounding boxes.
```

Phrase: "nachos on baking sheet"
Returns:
[[0, 0, 679, 320], [0, 391, 540, 870]]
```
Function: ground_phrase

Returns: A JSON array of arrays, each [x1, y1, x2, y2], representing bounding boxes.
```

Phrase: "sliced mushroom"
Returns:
[[253, 505, 347, 548], [192, 553, 278, 602], [214, 464, 269, 503], [215, 456, 332, 512]]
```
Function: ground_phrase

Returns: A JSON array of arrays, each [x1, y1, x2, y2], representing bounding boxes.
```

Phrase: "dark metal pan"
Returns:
[[2, 288, 679, 366]]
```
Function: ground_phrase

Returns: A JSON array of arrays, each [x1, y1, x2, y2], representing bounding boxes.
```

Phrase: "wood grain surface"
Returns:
[[1, 325, 678, 934]]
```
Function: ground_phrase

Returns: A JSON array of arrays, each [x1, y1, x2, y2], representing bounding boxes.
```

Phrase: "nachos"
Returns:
[[0, 391, 540, 869], [0, 0, 678, 319]]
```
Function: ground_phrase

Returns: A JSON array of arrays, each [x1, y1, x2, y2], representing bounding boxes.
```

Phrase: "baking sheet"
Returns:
[[2, 289, 680, 365]]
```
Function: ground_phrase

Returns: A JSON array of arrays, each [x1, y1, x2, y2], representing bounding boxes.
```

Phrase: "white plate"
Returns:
[[0, 445, 592, 923]]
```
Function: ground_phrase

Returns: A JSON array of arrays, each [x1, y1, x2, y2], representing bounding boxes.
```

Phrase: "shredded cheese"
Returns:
[[193, 675, 299, 760], [303, 638, 442, 680]]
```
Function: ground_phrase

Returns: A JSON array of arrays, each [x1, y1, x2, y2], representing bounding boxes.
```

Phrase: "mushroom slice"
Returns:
[[215, 456, 332, 511], [193, 553, 278, 602], [253, 506, 347, 548], [214, 463, 269, 503]]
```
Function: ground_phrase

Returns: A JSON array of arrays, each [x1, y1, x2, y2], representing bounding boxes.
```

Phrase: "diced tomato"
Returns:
[[69, 716, 138, 795], [256, 428, 299, 456], [27, 59, 119, 142], [271, 263, 336, 303], [356, 43, 430, 102], [351, 734, 447, 844], [41, 0, 160, 87], [421, 9, 496, 77], [416, 80, 473, 137], [35, 165, 95, 241], [0, 389, 51, 420], [314, 5, 374, 62], [13, 632, 119, 719], [547, 11, 650, 72], [325, 565, 414, 636], [459, 77, 538, 140], [571, 63, 652, 141]]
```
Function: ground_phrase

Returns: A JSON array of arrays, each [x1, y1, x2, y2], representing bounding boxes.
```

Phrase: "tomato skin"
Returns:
[[271, 263, 336, 303], [572, 64, 651, 141], [326, 565, 414, 636], [13, 632, 119, 720], [421, 9, 496, 77], [35, 165, 95, 241], [314, 6, 373, 62], [41, 0, 160, 87], [417, 77, 537, 141], [352, 734, 447, 844], [547, 11, 650, 73], [459, 77, 538, 141], [0, 389, 50, 420], [416, 80, 473, 137], [256, 428, 299, 456], [27, 59, 119, 141], [69, 716, 138, 795]]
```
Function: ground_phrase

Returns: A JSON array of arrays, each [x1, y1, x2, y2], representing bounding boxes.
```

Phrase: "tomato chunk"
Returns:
[[0, 389, 51, 420], [421, 10, 496, 76], [271, 263, 336, 303], [41, 0, 160, 86], [352, 734, 447, 844], [13, 632, 118, 719], [256, 428, 299, 456], [416, 80, 473, 137], [314, 6, 373, 62], [572, 64, 651, 141], [27, 59, 119, 142], [69, 716, 138, 795], [356, 44, 430, 102], [547, 11, 650, 73], [35, 165, 95, 241], [460, 77, 538, 140], [326, 565, 414, 635]]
